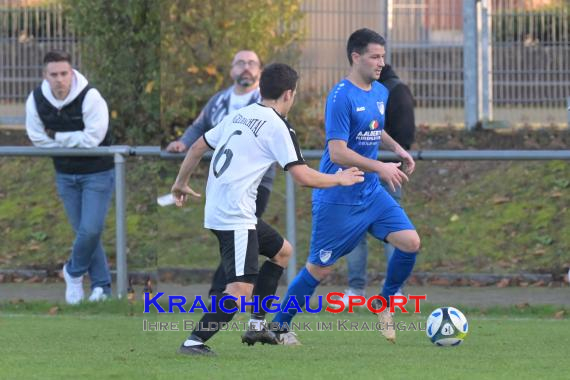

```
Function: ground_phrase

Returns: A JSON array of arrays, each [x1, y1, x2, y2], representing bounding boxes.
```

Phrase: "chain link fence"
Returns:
[[1, 1, 569, 126], [0, 3, 81, 102], [299, 0, 570, 126]]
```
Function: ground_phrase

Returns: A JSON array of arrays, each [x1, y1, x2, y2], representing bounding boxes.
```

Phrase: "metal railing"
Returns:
[[1, 145, 570, 294]]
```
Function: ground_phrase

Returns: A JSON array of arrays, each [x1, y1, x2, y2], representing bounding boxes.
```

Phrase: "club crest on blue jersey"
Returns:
[[319, 249, 332, 263], [377, 101, 385, 115]]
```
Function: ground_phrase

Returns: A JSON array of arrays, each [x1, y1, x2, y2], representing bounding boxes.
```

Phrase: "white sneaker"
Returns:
[[63, 264, 84, 305], [88, 287, 108, 302], [276, 331, 301, 346]]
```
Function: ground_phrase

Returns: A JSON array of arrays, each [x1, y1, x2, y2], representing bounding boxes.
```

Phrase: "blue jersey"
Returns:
[[313, 79, 389, 205]]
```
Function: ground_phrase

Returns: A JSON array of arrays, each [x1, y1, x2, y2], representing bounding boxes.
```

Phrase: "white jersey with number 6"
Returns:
[[203, 103, 304, 230]]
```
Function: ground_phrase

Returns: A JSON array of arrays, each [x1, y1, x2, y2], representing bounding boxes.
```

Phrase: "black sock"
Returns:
[[251, 260, 284, 320], [191, 293, 237, 343], [208, 264, 227, 297]]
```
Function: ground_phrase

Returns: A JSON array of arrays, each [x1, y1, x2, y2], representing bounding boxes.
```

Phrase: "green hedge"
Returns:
[[63, 0, 304, 144], [160, 0, 304, 141], [64, 1, 161, 144]]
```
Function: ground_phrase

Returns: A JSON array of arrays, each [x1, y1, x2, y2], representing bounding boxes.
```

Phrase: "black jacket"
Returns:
[[33, 85, 113, 174], [378, 64, 416, 150]]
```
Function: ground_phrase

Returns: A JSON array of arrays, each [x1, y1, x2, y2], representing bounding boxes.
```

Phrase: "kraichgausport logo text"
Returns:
[[143, 292, 427, 314]]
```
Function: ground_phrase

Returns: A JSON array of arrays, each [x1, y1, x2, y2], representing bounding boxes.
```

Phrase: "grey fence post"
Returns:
[[384, 0, 393, 64], [114, 151, 128, 299], [479, 0, 493, 123], [285, 172, 297, 285], [567, 97, 570, 129], [463, 0, 478, 130]]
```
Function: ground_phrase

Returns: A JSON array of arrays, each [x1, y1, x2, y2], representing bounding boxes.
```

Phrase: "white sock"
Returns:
[[248, 318, 266, 331], [183, 339, 203, 347]]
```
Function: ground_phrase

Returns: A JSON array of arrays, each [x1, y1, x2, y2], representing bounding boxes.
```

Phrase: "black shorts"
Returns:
[[211, 219, 284, 284]]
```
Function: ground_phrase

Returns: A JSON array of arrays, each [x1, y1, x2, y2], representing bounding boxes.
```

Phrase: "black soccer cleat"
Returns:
[[177, 343, 216, 356], [241, 329, 279, 346]]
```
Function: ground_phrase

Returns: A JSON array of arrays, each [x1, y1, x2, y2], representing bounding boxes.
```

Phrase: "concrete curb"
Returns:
[[0, 268, 565, 287]]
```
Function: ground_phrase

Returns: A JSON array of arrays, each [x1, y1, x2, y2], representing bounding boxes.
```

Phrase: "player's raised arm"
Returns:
[[171, 136, 211, 206], [288, 164, 364, 188]]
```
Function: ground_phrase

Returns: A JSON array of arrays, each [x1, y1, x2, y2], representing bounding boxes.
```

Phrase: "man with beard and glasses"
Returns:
[[166, 50, 277, 298]]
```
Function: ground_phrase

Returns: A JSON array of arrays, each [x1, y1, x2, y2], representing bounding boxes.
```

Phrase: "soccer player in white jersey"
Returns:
[[171, 63, 365, 356]]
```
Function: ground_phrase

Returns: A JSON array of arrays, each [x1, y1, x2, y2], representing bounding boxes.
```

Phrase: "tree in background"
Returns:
[[161, 0, 304, 140], [64, 0, 160, 144]]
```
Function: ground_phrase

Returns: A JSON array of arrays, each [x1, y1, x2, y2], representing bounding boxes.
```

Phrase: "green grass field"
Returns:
[[2, 301, 569, 379]]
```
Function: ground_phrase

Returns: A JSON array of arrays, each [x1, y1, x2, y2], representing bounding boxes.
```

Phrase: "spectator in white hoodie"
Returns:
[[26, 50, 114, 304]]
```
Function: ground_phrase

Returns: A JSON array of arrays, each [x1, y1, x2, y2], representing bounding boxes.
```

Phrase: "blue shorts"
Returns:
[[308, 187, 415, 267]]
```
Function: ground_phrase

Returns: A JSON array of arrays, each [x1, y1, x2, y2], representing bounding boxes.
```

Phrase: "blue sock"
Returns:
[[272, 267, 319, 329], [382, 248, 417, 299]]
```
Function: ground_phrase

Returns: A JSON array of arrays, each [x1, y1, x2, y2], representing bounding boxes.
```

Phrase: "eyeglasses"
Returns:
[[232, 60, 260, 69]]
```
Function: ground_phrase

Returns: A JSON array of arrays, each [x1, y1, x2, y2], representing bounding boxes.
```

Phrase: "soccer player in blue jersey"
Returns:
[[266, 28, 420, 345]]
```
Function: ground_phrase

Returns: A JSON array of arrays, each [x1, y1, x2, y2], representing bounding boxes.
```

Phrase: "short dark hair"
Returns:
[[43, 50, 71, 66], [259, 63, 298, 100], [346, 28, 386, 65]]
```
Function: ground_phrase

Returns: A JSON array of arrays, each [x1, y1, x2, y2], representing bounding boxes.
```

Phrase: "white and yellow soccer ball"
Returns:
[[426, 307, 468, 346]]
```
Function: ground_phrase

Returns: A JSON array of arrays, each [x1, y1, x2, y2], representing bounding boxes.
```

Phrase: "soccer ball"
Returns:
[[426, 307, 468, 346]]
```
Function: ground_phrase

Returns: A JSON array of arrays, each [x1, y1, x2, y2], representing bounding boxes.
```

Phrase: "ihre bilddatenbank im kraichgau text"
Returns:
[[142, 292, 428, 332]]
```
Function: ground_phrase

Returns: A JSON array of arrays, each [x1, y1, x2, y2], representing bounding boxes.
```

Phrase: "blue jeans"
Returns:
[[346, 181, 402, 293], [55, 169, 114, 294]]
